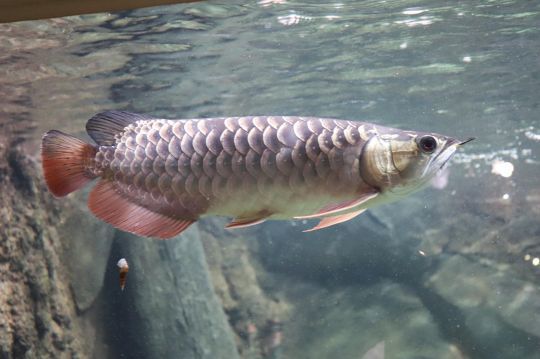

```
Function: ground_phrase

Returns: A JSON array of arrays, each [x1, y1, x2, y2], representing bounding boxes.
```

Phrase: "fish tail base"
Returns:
[[41, 130, 97, 197]]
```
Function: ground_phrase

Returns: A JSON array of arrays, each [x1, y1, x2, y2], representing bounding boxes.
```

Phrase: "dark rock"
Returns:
[[106, 226, 240, 359], [51, 331, 66, 351], [58, 192, 115, 312], [198, 219, 289, 358], [52, 313, 71, 327], [34, 311, 49, 339], [11, 333, 31, 358], [7, 148, 36, 197]]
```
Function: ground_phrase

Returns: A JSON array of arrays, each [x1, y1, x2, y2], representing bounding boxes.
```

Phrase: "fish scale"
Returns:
[[99, 116, 372, 219]]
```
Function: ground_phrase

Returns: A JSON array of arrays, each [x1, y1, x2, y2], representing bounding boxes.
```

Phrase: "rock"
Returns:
[[108, 225, 240, 359], [0, 145, 90, 357], [280, 280, 465, 359], [198, 219, 290, 358], [58, 190, 115, 312], [426, 255, 540, 358]]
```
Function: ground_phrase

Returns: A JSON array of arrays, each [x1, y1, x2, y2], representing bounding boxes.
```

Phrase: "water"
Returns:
[[1, 1, 539, 358]]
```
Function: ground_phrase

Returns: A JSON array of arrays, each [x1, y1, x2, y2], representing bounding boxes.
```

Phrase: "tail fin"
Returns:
[[41, 130, 97, 197]]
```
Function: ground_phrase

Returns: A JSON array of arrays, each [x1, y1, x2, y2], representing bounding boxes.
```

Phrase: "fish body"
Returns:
[[41, 111, 463, 238]]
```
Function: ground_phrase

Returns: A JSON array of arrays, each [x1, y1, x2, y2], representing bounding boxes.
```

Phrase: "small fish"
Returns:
[[117, 258, 129, 290], [41, 111, 472, 239]]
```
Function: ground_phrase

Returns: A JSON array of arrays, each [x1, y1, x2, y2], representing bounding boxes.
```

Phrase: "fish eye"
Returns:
[[417, 136, 437, 153]]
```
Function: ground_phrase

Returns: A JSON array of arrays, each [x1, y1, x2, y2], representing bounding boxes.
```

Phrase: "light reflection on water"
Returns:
[[1, 0, 539, 358]]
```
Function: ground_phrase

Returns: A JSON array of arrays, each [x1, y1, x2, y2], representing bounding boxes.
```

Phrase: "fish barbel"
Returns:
[[41, 111, 468, 238]]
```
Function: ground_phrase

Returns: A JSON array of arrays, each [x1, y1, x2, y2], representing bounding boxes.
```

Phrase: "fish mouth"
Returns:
[[436, 137, 476, 170], [435, 139, 459, 170], [437, 137, 474, 169]]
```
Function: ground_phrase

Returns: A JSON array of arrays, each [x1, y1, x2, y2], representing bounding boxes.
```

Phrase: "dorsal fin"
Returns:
[[86, 111, 154, 146]]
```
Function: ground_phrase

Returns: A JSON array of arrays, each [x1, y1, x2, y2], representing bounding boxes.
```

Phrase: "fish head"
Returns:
[[360, 130, 463, 196]]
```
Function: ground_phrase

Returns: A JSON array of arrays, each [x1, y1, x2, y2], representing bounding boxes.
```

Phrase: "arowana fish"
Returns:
[[41, 111, 472, 239]]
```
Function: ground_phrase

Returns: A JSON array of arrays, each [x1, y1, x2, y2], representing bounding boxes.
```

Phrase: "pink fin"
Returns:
[[303, 208, 366, 232], [294, 191, 378, 220], [225, 216, 268, 229], [88, 181, 195, 239], [41, 130, 97, 197]]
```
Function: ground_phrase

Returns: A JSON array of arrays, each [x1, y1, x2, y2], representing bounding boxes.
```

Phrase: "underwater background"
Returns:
[[0, 0, 539, 358]]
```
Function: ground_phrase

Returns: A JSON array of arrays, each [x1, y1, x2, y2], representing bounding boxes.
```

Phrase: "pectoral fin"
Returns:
[[294, 191, 378, 220], [303, 209, 366, 232]]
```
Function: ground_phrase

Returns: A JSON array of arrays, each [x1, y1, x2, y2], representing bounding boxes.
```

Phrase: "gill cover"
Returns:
[[359, 134, 398, 189]]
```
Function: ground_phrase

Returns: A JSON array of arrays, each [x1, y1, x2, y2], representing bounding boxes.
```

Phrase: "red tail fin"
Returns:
[[41, 130, 97, 197]]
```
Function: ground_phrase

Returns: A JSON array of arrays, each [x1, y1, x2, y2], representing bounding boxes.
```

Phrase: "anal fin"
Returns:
[[303, 209, 366, 232], [88, 181, 195, 239], [294, 191, 378, 220]]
